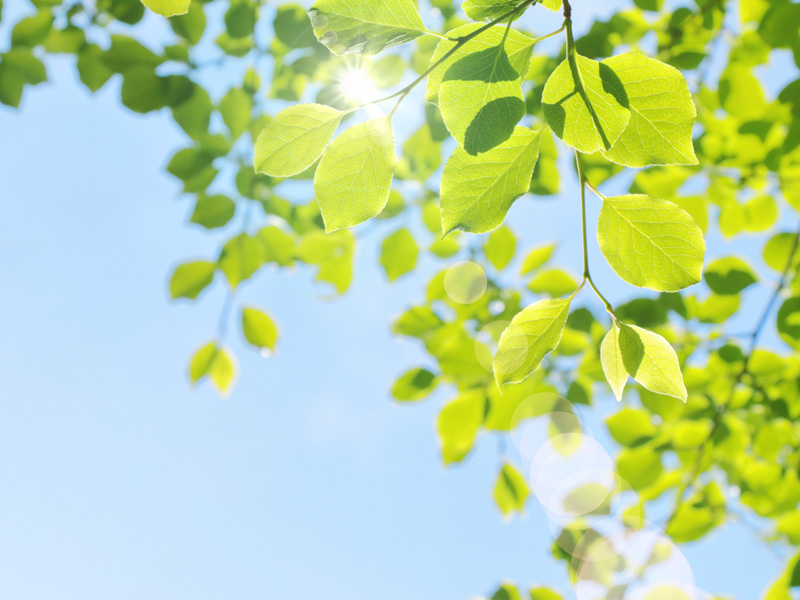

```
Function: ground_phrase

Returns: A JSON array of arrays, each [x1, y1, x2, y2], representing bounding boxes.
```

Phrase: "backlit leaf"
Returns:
[[308, 0, 426, 56], [615, 323, 687, 401], [426, 24, 534, 105], [597, 194, 705, 292], [601, 53, 698, 168], [241, 307, 278, 351], [542, 51, 630, 153], [494, 462, 530, 516], [440, 126, 540, 234], [170, 260, 215, 300], [601, 321, 628, 402], [140, 0, 190, 18], [255, 103, 343, 177], [380, 227, 418, 281], [316, 117, 397, 232], [439, 44, 530, 154], [494, 298, 571, 386]]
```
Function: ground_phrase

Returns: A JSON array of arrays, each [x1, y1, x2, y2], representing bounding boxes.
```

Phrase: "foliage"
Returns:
[[4, 0, 800, 596]]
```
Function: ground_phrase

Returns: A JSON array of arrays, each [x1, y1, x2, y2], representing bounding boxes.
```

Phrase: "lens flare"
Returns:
[[338, 67, 379, 105]]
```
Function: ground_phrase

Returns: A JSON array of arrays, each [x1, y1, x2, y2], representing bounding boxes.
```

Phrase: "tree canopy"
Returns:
[[4, 0, 800, 596]]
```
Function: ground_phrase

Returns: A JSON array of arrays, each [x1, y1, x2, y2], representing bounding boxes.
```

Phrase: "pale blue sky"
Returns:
[[0, 0, 795, 598]]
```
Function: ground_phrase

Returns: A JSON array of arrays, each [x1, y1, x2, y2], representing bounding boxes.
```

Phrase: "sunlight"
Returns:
[[338, 66, 379, 105]]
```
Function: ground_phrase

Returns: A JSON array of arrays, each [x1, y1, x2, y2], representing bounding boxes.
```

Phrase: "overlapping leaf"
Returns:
[[602, 322, 687, 401], [494, 298, 571, 386], [439, 44, 529, 154], [426, 24, 534, 105], [602, 53, 698, 167], [441, 126, 541, 234], [542, 52, 630, 153], [308, 0, 426, 55], [255, 103, 343, 177], [315, 117, 397, 232]]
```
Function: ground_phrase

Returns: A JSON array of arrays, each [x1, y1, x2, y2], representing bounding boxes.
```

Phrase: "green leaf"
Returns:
[[140, 0, 190, 17], [520, 243, 556, 274], [540, 0, 562, 10], [462, 0, 520, 21], [764, 232, 799, 272], [296, 230, 354, 294], [615, 323, 687, 402], [76, 45, 113, 92], [493, 298, 571, 387], [600, 322, 627, 402], [396, 123, 441, 181], [601, 53, 698, 167], [391, 367, 438, 402], [440, 127, 540, 234], [743, 195, 778, 232], [254, 103, 343, 178], [490, 584, 522, 600], [241, 307, 278, 351], [0, 49, 46, 107], [665, 483, 725, 542], [274, 4, 318, 49], [315, 117, 397, 232], [529, 588, 562, 600], [121, 66, 165, 113], [704, 256, 757, 295], [11, 11, 53, 47], [308, 0, 426, 56], [562, 482, 613, 516], [394, 308, 442, 340], [380, 227, 418, 281], [170, 1, 206, 44], [542, 51, 630, 153], [494, 463, 530, 516], [219, 87, 251, 140], [169, 260, 215, 300], [102, 35, 162, 73], [189, 342, 236, 395], [719, 63, 767, 121], [257, 226, 295, 267], [597, 194, 705, 292], [190, 194, 235, 229], [426, 24, 534, 105], [616, 445, 662, 490], [527, 269, 579, 298], [218, 233, 267, 288], [529, 128, 560, 196], [171, 84, 212, 139], [606, 407, 656, 446], [778, 297, 800, 350], [167, 148, 214, 181], [439, 44, 530, 154], [43, 27, 87, 54], [225, 0, 256, 37], [484, 226, 517, 271], [437, 390, 485, 464]]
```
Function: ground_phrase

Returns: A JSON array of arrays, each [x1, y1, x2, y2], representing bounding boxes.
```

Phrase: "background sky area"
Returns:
[[0, 0, 797, 598]]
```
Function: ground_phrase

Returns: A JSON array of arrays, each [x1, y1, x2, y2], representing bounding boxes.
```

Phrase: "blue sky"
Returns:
[[0, 0, 796, 598]]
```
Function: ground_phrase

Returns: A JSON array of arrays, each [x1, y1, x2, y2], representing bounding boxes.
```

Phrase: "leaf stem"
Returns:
[[345, 0, 539, 115], [424, 29, 450, 40], [531, 22, 566, 45], [585, 178, 605, 199], [747, 219, 800, 356], [575, 151, 615, 317]]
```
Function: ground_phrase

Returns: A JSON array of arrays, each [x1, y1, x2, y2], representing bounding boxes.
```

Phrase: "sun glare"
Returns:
[[338, 67, 379, 105]]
